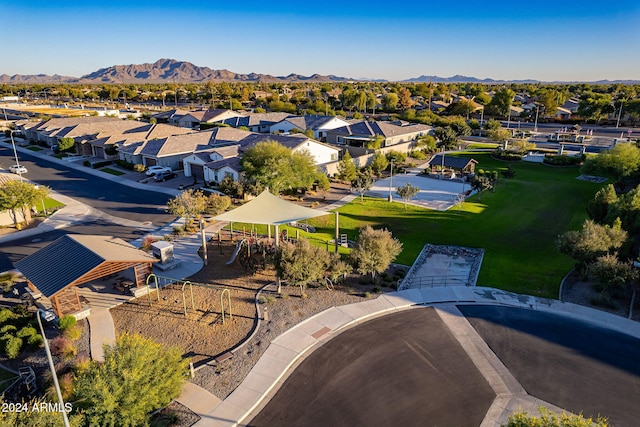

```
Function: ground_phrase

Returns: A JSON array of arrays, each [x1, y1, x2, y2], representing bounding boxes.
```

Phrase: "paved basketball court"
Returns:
[[369, 173, 469, 210]]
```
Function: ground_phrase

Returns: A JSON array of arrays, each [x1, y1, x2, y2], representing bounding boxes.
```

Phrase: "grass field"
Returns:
[[220, 153, 606, 298], [312, 153, 605, 298]]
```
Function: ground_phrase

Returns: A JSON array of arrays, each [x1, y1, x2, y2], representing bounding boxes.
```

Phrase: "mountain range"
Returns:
[[0, 59, 638, 85]]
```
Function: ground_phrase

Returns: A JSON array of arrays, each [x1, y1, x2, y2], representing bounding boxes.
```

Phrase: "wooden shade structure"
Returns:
[[15, 235, 157, 317]]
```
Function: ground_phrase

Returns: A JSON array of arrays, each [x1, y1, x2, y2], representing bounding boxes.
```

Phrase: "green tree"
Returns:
[[587, 184, 618, 223], [366, 134, 385, 150], [581, 143, 640, 182], [588, 253, 637, 295], [503, 407, 608, 427], [337, 150, 357, 182], [381, 93, 399, 112], [557, 219, 627, 265], [351, 169, 374, 201], [57, 137, 75, 152], [166, 189, 208, 228], [369, 151, 389, 177], [396, 183, 420, 208], [205, 193, 231, 215], [578, 92, 613, 121], [0, 181, 49, 228], [434, 126, 459, 149], [275, 238, 329, 296], [73, 333, 188, 427], [241, 141, 294, 194], [484, 118, 502, 131], [488, 87, 515, 116], [509, 139, 536, 154], [414, 134, 437, 152], [487, 128, 512, 143], [350, 226, 402, 280], [470, 175, 493, 200]]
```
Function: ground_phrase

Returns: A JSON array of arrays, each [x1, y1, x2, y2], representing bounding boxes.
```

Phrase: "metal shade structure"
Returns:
[[212, 190, 330, 246]]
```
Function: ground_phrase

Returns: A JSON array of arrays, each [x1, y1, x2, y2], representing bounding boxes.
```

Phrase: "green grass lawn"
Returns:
[[26, 146, 43, 151], [100, 167, 125, 176], [218, 153, 606, 298], [313, 153, 605, 298]]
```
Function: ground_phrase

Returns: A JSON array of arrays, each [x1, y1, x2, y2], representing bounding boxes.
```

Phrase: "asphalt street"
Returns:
[[459, 304, 640, 427], [0, 145, 174, 224], [249, 307, 495, 427], [0, 144, 178, 271]]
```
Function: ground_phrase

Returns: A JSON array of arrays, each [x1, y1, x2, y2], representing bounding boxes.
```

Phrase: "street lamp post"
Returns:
[[9, 131, 24, 182], [616, 101, 624, 129], [387, 159, 394, 202], [36, 310, 71, 427], [534, 104, 540, 133]]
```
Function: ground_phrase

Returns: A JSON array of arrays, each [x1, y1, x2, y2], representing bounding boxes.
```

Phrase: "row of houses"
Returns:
[[16, 111, 432, 185]]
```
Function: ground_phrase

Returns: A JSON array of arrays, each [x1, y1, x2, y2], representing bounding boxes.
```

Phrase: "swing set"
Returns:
[[145, 273, 233, 324]]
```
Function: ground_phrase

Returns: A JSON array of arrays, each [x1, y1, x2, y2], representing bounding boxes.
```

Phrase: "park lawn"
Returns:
[[306, 153, 607, 298]]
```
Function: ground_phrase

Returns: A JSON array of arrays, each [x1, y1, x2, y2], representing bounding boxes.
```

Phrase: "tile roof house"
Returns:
[[325, 120, 432, 148], [269, 115, 350, 141], [221, 112, 295, 133], [177, 109, 245, 129]]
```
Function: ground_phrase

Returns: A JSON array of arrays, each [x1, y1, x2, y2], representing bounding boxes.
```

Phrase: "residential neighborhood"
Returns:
[[1, 0, 640, 421]]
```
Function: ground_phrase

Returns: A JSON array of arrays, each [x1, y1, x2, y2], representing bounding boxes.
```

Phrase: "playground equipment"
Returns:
[[226, 239, 247, 265], [144, 273, 233, 321]]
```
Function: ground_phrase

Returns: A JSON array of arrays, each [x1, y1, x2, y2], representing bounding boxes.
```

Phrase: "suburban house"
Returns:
[[182, 145, 240, 182], [269, 115, 350, 141], [221, 112, 294, 133], [182, 133, 341, 185], [176, 109, 245, 129], [123, 127, 253, 170], [325, 120, 432, 148]]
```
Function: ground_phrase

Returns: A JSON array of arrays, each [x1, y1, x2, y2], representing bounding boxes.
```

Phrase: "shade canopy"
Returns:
[[213, 190, 329, 225]]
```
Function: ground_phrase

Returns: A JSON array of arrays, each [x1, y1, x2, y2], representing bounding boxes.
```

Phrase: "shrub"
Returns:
[[27, 333, 43, 349], [92, 160, 112, 169], [58, 315, 77, 332], [141, 236, 159, 251], [0, 325, 16, 334], [5, 336, 23, 359], [364, 292, 371, 298], [493, 149, 522, 161], [408, 150, 427, 160], [0, 309, 15, 324], [16, 326, 37, 338], [64, 325, 82, 341], [543, 154, 584, 166], [50, 336, 77, 360], [262, 295, 275, 304], [133, 163, 146, 172], [83, 160, 90, 167]]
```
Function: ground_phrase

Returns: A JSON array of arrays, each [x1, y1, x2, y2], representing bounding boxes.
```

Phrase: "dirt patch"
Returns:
[[0, 218, 45, 237], [111, 240, 406, 400], [561, 269, 640, 321]]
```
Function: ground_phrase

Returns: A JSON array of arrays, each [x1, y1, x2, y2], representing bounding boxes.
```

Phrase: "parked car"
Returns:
[[146, 166, 171, 176], [154, 171, 177, 182], [9, 164, 27, 174]]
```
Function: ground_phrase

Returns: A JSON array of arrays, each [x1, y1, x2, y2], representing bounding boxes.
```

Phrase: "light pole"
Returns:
[[534, 104, 540, 133], [480, 107, 484, 128], [9, 131, 24, 182], [616, 100, 624, 129], [387, 159, 394, 202], [36, 310, 71, 427]]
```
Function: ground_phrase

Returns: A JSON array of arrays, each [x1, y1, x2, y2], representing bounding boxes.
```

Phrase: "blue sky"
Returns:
[[1, 1, 639, 82]]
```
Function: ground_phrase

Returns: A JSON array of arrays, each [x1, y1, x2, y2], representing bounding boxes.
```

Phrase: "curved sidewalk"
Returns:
[[191, 286, 640, 427]]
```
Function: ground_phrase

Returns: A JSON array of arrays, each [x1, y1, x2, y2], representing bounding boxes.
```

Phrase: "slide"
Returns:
[[226, 239, 247, 265]]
